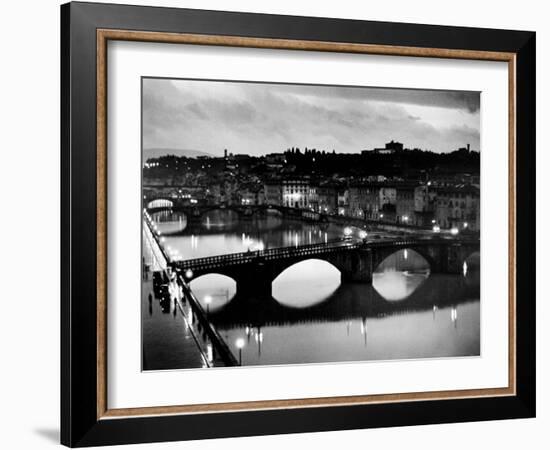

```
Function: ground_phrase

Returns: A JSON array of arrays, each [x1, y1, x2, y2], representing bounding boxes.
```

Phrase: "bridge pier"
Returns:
[[235, 261, 273, 298], [186, 215, 203, 226], [430, 244, 472, 274], [337, 249, 374, 283]]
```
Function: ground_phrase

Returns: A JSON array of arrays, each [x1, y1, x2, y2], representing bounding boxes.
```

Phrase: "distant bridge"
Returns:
[[144, 196, 435, 232], [145, 201, 324, 225], [171, 237, 479, 297]]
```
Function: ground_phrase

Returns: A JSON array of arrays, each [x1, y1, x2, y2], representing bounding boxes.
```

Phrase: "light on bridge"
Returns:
[[207, 344, 213, 363], [235, 337, 246, 365], [204, 295, 212, 314], [185, 269, 193, 279]]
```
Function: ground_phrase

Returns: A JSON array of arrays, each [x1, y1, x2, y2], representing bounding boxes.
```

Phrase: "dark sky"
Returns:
[[143, 78, 480, 156]]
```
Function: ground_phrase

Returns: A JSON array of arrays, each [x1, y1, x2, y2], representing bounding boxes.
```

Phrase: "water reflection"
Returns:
[[208, 268, 480, 366], [147, 213, 480, 367], [373, 249, 430, 302], [190, 274, 236, 313], [203, 210, 239, 229], [372, 271, 429, 302], [273, 259, 341, 308], [151, 210, 187, 234]]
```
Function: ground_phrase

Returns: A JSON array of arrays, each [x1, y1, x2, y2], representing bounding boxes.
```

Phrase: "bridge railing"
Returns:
[[364, 237, 480, 248], [172, 239, 357, 270]]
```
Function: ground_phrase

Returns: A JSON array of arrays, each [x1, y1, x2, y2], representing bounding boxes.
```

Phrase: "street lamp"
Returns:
[[343, 227, 353, 239], [204, 295, 212, 315], [235, 337, 245, 365]]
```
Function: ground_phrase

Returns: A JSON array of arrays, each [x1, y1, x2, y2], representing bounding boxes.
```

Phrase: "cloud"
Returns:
[[142, 78, 480, 156], [251, 83, 480, 113]]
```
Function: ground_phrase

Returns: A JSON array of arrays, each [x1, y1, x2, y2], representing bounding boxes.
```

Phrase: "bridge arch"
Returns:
[[269, 254, 353, 285], [464, 251, 480, 266], [189, 272, 238, 285], [373, 248, 432, 273], [272, 259, 341, 309], [264, 207, 283, 216], [147, 198, 174, 209], [201, 207, 241, 220], [272, 258, 342, 284], [188, 273, 237, 312], [462, 251, 480, 276]]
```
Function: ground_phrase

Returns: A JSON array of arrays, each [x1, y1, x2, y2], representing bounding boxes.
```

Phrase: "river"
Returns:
[[145, 209, 480, 368]]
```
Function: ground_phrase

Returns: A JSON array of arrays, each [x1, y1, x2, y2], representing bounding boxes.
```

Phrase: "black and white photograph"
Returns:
[[141, 77, 481, 371], [0, 0, 542, 446]]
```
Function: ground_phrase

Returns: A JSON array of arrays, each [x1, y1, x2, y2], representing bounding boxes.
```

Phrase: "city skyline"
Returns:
[[143, 78, 480, 158]]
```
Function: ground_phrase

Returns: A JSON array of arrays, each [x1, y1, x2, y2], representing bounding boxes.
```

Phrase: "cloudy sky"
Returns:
[[143, 78, 480, 157]]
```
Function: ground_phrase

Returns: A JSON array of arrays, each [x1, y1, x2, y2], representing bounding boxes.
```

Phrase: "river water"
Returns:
[[147, 210, 480, 368]]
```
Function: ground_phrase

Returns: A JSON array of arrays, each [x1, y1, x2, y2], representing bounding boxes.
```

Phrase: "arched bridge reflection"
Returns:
[[208, 271, 479, 329]]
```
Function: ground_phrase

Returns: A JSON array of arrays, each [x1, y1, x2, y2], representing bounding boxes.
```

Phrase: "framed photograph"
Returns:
[[61, 2, 535, 447]]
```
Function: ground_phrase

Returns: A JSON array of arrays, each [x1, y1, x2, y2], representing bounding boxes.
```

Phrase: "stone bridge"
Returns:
[[145, 201, 307, 224], [171, 237, 479, 297]]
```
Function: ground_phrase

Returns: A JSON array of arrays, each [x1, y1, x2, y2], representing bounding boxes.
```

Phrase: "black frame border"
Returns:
[[61, 2, 535, 447]]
